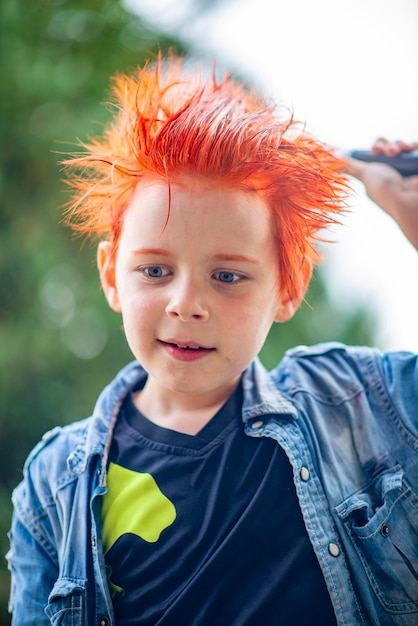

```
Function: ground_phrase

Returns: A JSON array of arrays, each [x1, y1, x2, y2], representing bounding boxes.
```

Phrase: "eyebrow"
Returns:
[[131, 249, 259, 264], [132, 248, 170, 256], [214, 253, 259, 264]]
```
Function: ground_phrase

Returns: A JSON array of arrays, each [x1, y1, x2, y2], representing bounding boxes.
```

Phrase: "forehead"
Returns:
[[116, 178, 279, 269], [122, 177, 274, 236]]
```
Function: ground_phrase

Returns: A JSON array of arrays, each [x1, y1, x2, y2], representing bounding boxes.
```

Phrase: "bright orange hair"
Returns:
[[63, 53, 349, 301]]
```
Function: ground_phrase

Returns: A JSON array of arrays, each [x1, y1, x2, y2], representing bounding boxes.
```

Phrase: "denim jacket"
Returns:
[[7, 342, 418, 625]]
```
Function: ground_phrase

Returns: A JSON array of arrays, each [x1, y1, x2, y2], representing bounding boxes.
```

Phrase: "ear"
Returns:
[[97, 242, 122, 313], [274, 256, 313, 323]]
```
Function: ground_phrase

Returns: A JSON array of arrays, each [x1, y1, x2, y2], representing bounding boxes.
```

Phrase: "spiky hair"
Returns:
[[62, 53, 349, 301]]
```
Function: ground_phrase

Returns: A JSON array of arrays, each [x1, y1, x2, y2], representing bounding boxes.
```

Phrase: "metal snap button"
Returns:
[[328, 542, 340, 557], [300, 467, 310, 481], [381, 524, 391, 537]]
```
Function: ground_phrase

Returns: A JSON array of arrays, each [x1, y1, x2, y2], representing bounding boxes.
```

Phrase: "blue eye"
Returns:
[[215, 271, 240, 283], [144, 266, 168, 278]]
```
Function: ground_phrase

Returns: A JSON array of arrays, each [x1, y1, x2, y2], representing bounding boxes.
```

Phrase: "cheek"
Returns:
[[233, 296, 275, 325], [120, 285, 161, 312], [251, 292, 279, 332], [120, 291, 163, 331], [228, 303, 274, 345]]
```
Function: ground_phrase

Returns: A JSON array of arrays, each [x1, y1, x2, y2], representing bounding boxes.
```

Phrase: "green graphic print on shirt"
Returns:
[[101, 462, 177, 596]]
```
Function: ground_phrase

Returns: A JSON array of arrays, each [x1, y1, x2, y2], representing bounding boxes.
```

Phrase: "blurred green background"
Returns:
[[0, 0, 376, 622]]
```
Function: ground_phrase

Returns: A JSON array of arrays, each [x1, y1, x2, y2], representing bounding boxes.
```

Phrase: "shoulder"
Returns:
[[272, 341, 417, 399], [24, 417, 91, 472], [21, 360, 145, 480], [271, 342, 418, 432], [12, 417, 92, 514], [273, 341, 375, 388]]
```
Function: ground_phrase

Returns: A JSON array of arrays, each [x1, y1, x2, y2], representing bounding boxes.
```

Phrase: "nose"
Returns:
[[165, 277, 209, 322]]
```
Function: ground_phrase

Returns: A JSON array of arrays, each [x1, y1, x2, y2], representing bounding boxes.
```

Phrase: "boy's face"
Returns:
[[99, 179, 303, 406]]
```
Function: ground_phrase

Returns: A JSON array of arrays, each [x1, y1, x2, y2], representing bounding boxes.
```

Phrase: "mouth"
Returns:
[[159, 340, 215, 352]]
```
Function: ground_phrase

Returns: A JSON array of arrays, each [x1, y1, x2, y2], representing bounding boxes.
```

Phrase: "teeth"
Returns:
[[178, 344, 200, 350]]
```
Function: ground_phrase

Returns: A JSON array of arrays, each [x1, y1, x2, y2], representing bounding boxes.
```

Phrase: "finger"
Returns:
[[372, 138, 401, 156], [372, 138, 415, 157], [397, 140, 415, 153], [372, 137, 390, 154]]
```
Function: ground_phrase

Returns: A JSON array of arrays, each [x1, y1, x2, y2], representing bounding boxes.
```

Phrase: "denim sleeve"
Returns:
[[7, 510, 58, 624], [7, 440, 60, 625], [280, 342, 418, 435]]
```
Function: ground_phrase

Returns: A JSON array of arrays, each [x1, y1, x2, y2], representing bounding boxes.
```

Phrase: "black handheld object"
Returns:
[[348, 149, 418, 177]]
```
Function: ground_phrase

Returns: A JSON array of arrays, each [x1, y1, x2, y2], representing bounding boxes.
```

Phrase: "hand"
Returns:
[[345, 138, 418, 250], [371, 137, 418, 157]]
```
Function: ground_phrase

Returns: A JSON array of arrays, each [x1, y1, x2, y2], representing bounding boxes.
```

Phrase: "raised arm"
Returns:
[[345, 139, 418, 250]]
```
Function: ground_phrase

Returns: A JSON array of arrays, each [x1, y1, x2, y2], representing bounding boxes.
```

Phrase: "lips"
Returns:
[[160, 340, 213, 351], [158, 339, 215, 361]]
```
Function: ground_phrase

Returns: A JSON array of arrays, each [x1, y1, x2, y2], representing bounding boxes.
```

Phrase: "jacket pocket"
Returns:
[[45, 578, 87, 625], [335, 466, 418, 616]]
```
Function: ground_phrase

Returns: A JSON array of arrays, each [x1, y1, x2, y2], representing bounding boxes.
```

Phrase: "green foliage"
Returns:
[[0, 0, 376, 621], [0, 0, 184, 621], [0, 0, 183, 478]]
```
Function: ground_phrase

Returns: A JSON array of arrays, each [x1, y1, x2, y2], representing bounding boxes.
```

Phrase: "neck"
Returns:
[[133, 377, 239, 435]]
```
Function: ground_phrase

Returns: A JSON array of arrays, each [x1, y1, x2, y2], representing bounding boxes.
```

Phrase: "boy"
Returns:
[[7, 54, 418, 625]]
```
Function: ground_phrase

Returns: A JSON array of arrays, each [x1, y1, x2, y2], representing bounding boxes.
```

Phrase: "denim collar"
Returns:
[[67, 358, 296, 479]]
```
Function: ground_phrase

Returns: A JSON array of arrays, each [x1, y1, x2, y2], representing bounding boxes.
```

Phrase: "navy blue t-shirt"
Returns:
[[102, 383, 337, 625]]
